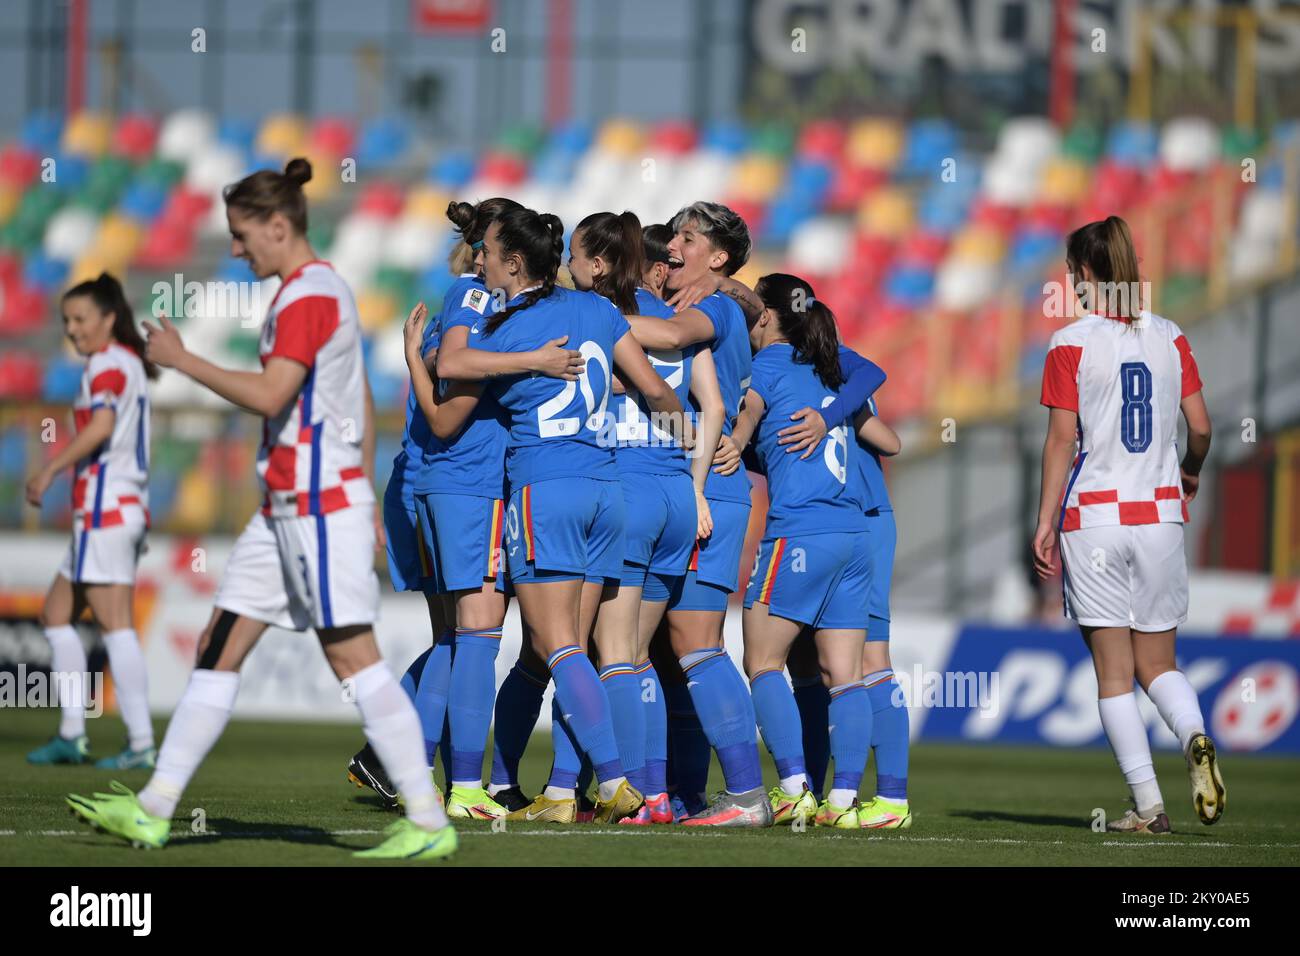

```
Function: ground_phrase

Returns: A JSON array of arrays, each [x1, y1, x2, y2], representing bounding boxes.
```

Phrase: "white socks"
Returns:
[[1098, 692, 1163, 815], [829, 788, 856, 808], [45, 625, 87, 739], [139, 669, 240, 820], [596, 777, 627, 802], [544, 785, 576, 801], [103, 628, 153, 751], [351, 661, 448, 831], [1146, 670, 1206, 753], [779, 774, 807, 795]]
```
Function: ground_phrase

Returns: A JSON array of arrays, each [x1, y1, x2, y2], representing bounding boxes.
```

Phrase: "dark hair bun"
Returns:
[[447, 200, 476, 233], [284, 157, 313, 188]]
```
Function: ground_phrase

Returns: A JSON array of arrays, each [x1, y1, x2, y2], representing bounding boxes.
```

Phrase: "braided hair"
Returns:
[[483, 208, 564, 335]]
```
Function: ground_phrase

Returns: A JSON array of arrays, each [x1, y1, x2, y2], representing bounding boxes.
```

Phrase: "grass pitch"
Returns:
[[2, 708, 1298, 866]]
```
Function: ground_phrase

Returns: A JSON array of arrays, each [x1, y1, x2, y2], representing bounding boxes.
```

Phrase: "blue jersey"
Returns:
[[471, 286, 629, 488], [693, 292, 752, 504], [840, 346, 892, 513], [413, 276, 509, 499], [614, 288, 693, 475], [749, 343, 869, 538]]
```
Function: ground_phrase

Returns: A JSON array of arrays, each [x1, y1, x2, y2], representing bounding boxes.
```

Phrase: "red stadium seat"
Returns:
[[309, 117, 355, 157], [0, 144, 41, 188], [826, 162, 887, 212], [969, 197, 1019, 235], [355, 181, 406, 219], [896, 230, 948, 267], [1022, 200, 1071, 233], [797, 120, 846, 163], [0, 350, 43, 399], [476, 151, 529, 186], [160, 185, 213, 228], [0, 283, 48, 337], [720, 197, 766, 238], [111, 114, 159, 161], [133, 219, 195, 269], [649, 120, 698, 155]]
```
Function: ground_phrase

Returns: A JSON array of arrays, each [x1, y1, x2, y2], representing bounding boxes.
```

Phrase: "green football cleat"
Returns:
[[353, 818, 458, 860], [857, 796, 913, 829], [95, 746, 157, 770], [769, 784, 817, 825], [28, 734, 90, 765], [446, 785, 507, 820], [66, 781, 170, 849], [814, 799, 860, 829]]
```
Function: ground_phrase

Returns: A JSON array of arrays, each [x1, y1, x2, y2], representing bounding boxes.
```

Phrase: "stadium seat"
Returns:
[[309, 116, 355, 158], [110, 114, 159, 161], [0, 145, 41, 188], [61, 111, 112, 158], [158, 109, 217, 163], [20, 113, 63, 154], [22, 252, 68, 292], [1161, 117, 1220, 171], [429, 151, 477, 189], [43, 205, 99, 262], [256, 114, 308, 159], [846, 117, 903, 171], [356, 117, 411, 168]]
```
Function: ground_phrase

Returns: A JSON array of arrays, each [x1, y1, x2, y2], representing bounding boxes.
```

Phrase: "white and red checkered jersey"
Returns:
[[71, 341, 150, 527], [256, 260, 374, 518], [1040, 311, 1203, 532]]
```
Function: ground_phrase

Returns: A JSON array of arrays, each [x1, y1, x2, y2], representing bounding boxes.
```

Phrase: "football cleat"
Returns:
[[769, 784, 817, 825], [489, 786, 532, 813], [857, 796, 912, 829], [1106, 807, 1172, 834], [814, 800, 860, 829], [94, 746, 157, 771], [66, 780, 170, 849], [680, 788, 773, 828], [446, 786, 508, 820], [354, 818, 457, 860], [669, 794, 692, 822], [28, 734, 90, 765], [643, 792, 675, 824], [593, 780, 644, 824], [506, 793, 576, 823], [618, 804, 654, 825], [1186, 733, 1226, 825], [347, 743, 399, 809]]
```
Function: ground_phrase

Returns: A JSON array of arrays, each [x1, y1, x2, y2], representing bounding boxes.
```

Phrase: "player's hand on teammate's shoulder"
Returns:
[[530, 336, 583, 381], [142, 313, 185, 369], [777, 407, 827, 458], [712, 434, 741, 475], [667, 273, 723, 311]]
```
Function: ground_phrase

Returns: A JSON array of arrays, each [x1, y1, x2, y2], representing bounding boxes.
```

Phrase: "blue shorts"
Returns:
[[866, 509, 895, 641], [383, 480, 438, 594], [505, 477, 625, 583], [689, 496, 751, 592], [417, 491, 506, 593], [744, 531, 872, 630], [622, 564, 681, 603], [667, 570, 731, 612], [620, 470, 696, 574]]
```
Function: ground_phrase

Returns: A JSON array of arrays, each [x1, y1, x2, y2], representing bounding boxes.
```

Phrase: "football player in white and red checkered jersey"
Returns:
[[64, 159, 456, 861], [1033, 216, 1224, 835], [24, 273, 158, 772]]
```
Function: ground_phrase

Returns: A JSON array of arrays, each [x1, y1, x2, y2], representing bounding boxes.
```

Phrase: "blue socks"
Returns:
[[600, 662, 645, 794], [751, 669, 807, 789], [489, 660, 548, 789], [665, 679, 710, 812], [398, 629, 454, 765], [637, 661, 668, 796], [792, 676, 830, 799], [864, 668, 909, 800], [448, 626, 503, 786], [547, 697, 582, 790], [680, 649, 762, 794], [548, 645, 624, 785], [828, 682, 872, 797]]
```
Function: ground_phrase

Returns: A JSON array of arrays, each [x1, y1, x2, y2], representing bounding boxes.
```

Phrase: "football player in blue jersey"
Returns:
[[565, 212, 728, 824], [727, 273, 877, 829], [406, 207, 687, 824], [352, 198, 582, 818], [621, 202, 773, 827]]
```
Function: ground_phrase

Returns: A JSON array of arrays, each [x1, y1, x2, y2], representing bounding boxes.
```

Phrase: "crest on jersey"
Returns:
[[463, 288, 489, 314], [259, 313, 277, 353]]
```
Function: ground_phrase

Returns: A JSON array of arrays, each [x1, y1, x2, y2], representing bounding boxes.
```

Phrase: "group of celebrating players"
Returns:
[[28, 153, 1224, 860]]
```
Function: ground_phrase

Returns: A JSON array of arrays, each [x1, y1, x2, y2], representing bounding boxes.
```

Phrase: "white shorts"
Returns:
[[58, 508, 147, 586], [1059, 523, 1189, 632], [214, 507, 381, 631]]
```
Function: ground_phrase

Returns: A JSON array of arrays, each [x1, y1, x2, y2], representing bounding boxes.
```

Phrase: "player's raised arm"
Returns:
[[403, 301, 482, 440], [143, 314, 308, 418]]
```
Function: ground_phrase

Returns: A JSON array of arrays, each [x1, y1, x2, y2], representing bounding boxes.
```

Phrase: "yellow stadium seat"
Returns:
[[857, 188, 913, 238], [0, 186, 17, 226], [404, 184, 452, 223], [174, 471, 218, 530], [595, 120, 644, 157], [1039, 158, 1091, 205], [62, 111, 112, 157], [300, 149, 338, 201], [732, 154, 785, 201], [950, 225, 1006, 263], [356, 288, 399, 333], [68, 253, 121, 288], [92, 213, 144, 266], [256, 114, 308, 159], [847, 118, 904, 170]]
